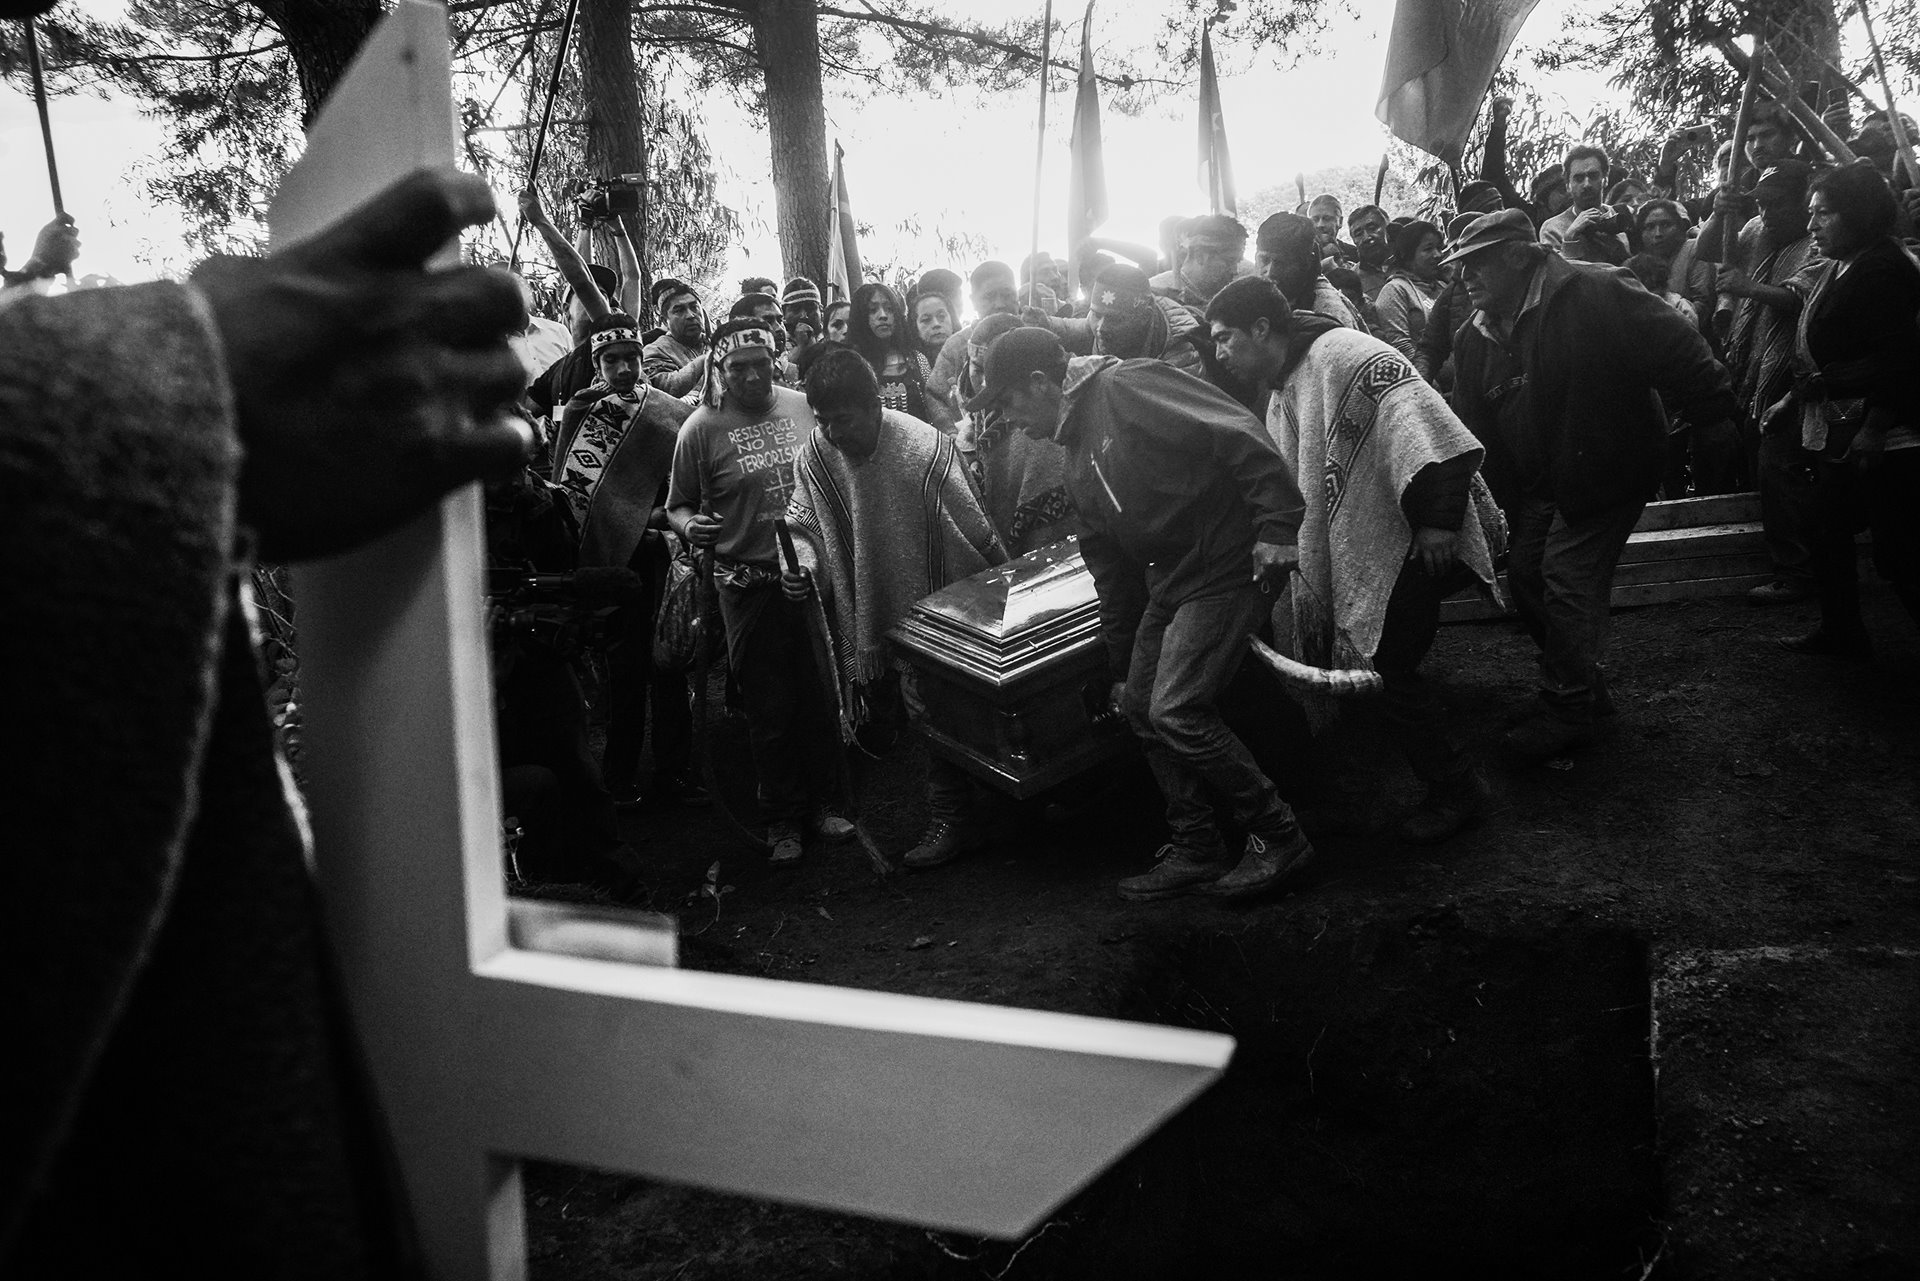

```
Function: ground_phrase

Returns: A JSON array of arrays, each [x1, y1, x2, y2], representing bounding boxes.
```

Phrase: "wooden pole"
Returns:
[[24, 19, 64, 219], [508, 0, 585, 271], [1373, 152, 1389, 207], [1853, 0, 1920, 186], [1697, 35, 1764, 265], [1027, 0, 1055, 310]]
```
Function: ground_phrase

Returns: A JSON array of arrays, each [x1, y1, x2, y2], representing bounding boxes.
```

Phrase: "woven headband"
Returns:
[[714, 327, 775, 358], [590, 327, 640, 355]]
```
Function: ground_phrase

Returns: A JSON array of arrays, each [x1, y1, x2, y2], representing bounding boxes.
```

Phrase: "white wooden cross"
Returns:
[[278, 7, 1232, 1277]]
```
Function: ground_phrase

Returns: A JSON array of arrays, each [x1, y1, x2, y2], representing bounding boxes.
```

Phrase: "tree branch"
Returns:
[[96, 41, 288, 64], [817, 3, 1178, 91]]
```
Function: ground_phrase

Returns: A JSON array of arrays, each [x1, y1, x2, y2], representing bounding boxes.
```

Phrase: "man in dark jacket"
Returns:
[[968, 328, 1314, 903], [1447, 210, 1740, 759]]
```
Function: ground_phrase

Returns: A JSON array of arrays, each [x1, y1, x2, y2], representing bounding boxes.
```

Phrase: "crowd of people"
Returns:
[[479, 92, 1919, 905]]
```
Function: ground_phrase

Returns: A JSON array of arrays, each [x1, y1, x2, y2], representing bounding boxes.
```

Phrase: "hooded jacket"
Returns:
[[1053, 356, 1305, 678]]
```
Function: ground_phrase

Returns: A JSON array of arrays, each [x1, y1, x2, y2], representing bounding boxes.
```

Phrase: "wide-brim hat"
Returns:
[[1439, 208, 1536, 265]]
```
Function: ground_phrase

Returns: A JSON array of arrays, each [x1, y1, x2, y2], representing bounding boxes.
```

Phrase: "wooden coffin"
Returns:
[[889, 536, 1132, 798]]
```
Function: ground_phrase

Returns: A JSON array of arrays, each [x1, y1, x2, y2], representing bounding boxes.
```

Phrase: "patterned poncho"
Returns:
[[785, 410, 1005, 726], [552, 384, 688, 567], [1266, 327, 1504, 684]]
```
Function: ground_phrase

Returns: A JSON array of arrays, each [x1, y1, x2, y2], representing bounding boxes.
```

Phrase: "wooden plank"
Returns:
[[1619, 523, 1766, 564], [1634, 493, 1762, 532], [1614, 552, 1774, 587]]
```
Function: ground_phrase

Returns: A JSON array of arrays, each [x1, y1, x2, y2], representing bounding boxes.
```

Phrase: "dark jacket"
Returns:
[[2, 284, 414, 1277], [1800, 236, 1920, 426], [1054, 356, 1306, 677], [1450, 254, 1737, 517]]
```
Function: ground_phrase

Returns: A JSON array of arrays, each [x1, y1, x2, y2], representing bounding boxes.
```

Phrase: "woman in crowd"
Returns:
[[1372, 219, 1445, 365], [1774, 162, 1920, 657], [848, 281, 954, 433], [1631, 198, 1713, 324], [824, 298, 851, 343], [911, 290, 955, 368]]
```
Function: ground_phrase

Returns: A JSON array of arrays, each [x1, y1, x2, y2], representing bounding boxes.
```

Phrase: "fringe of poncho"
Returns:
[[1266, 329, 1505, 723], [786, 411, 1005, 728]]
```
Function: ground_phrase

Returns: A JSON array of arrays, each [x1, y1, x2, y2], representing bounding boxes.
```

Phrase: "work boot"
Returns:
[[902, 820, 987, 870], [1396, 769, 1490, 845], [810, 807, 856, 839], [767, 821, 805, 866], [1746, 578, 1812, 606], [1501, 713, 1597, 761], [1117, 845, 1233, 902], [1202, 829, 1317, 901]]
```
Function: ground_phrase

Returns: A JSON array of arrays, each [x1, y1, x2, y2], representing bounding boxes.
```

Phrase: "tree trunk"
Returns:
[[579, 0, 651, 300], [751, 0, 830, 286], [252, 0, 385, 124]]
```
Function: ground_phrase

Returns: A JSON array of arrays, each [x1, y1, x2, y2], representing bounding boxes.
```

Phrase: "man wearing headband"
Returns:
[[967, 327, 1312, 904], [781, 276, 824, 356], [554, 317, 702, 808], [667, 318, 853, 865], [1087, 263, 1203, 372], [643, 278, 709, 397]]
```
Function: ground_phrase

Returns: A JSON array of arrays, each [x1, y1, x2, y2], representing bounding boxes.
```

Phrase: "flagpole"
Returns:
[[508, 0, 585, 272], [24, 19, 65, 219], [1853, 0, 1919, 186], [1028, 0, 1055, 310]]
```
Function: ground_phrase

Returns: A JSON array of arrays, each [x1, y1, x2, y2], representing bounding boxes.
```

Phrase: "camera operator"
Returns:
[[486, 463, 648, 897], [1538, 144, 1632, 265], [0, 214, 79, 295]]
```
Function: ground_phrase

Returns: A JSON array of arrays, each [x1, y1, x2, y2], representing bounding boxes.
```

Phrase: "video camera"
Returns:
[[576, 173, 645, 223]]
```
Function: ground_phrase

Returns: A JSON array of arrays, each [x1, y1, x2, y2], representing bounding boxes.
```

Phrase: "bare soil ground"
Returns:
[[519, 581, 1919, 1280]]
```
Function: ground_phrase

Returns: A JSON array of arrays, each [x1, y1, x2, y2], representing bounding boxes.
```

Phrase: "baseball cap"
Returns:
[[1439, 208, 1537, 265], [962, 326, 1068, 414], [1088, 264, 1155, 315], [1746, 159, 1813, 198]]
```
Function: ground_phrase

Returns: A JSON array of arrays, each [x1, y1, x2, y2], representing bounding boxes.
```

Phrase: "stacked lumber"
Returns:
[[1441, 493, 1772, 624]]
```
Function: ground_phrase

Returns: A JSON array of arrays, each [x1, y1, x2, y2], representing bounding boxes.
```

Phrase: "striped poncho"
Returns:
[[785, 410, 1005, 723]]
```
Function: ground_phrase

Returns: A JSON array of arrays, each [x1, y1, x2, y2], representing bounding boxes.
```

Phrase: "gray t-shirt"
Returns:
[[667, 385, 816, 568]]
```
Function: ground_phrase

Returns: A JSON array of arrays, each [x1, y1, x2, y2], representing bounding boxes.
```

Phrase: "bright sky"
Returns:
[[3, 0, 1626, 285]]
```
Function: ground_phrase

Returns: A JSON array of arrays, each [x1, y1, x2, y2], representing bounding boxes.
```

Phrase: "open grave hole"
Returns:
[[525, 914, 1663, 1279], [1030, 913, 1664, 1279]]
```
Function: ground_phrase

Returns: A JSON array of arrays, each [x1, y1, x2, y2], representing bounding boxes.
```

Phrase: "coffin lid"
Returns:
[[890, 537, 1103, 687]]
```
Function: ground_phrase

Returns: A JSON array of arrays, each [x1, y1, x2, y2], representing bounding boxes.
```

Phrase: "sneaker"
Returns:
[[1201, 830, 1317, 901], [767, 822, 805, 866], [1776, 628, 1872, 660], [657, 771, 712, 807], [1502, 714, 1598, 761], [902, 820, 987, 870], [1746, 579, 1812, 606], [1117, 845, 1233, 902], [810, 808, 856, 840], [1396, 769, 1490, 845]]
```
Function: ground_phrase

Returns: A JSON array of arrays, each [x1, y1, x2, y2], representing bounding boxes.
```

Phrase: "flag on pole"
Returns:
[[826, 141, 862, 301], [1197, 24, 1236, 217], [1067, 0, 1108, 259], [1376, 0, 1542, 166]]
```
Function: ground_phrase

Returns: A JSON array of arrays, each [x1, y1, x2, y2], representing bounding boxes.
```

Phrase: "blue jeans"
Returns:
[[1122, 584, 1296, 859], [1506, 497, 1645, 721]]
